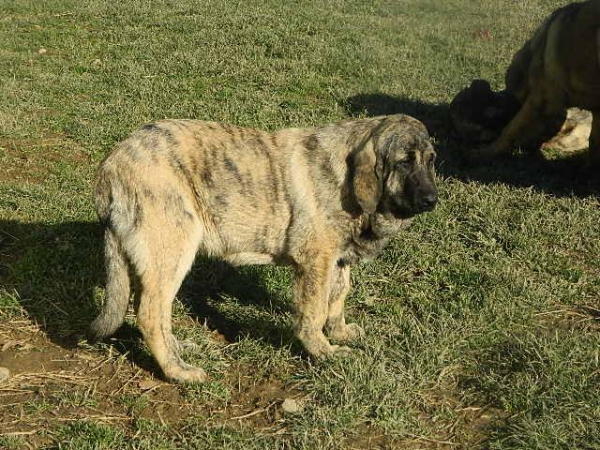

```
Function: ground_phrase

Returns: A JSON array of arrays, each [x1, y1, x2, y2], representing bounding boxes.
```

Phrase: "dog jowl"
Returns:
[[89, 115, 437, 383]]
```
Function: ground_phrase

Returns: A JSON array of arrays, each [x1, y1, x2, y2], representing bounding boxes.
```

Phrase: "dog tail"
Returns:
[[89, 169, 132, 342]]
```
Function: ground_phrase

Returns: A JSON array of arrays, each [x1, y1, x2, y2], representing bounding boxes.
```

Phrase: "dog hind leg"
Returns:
[[126, 204, 206, 384]]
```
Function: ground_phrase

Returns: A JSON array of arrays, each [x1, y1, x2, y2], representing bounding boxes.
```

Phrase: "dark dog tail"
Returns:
[[89, 170, 131, 342]]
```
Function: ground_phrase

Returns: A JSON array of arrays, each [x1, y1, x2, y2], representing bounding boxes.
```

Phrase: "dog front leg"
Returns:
[[479, 94, 565, 160], [293, 252, 351, 358], [325, 262, 364, 343]]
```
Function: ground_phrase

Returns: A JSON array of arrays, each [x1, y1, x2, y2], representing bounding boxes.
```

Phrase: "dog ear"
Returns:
[[470, 79, 492, 95], [352, 140, 381, 214]]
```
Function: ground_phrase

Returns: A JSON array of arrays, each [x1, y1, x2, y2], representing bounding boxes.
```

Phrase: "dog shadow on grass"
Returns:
[[0, 219, 294, 376], [344, 93, 600, 198], [180, 258, 295, 347]]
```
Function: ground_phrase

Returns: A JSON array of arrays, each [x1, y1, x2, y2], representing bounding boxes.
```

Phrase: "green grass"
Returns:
[[1, 0, 600, 449]]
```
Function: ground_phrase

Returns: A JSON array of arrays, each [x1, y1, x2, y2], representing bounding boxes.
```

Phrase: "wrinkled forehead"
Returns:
[[380, 125, 435, 160]]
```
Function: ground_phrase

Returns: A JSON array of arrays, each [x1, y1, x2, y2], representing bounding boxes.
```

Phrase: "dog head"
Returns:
[[352, 115, 437, 233], [449, 79, 521, 144]]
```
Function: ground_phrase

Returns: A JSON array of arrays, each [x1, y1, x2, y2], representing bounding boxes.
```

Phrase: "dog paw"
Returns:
[[163, 362, 207, 384], [297, 329, 356, 359], [328, 323, 364, 343], [309, 343, 353, 359], [297, 330, 339, 359]]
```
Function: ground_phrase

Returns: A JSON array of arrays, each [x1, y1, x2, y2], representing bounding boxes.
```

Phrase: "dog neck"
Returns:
[[336, 213, 390, 265]]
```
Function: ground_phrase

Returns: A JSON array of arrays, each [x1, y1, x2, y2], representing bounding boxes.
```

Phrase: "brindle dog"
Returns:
[[89, 114, 437, 383]]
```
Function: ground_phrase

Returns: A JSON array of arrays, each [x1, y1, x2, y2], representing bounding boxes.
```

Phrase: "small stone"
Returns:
[[38, 48, 47, 55], [0, 367, 10, 383], [281, 398, 303, 415], [92, 58, 102, 66]]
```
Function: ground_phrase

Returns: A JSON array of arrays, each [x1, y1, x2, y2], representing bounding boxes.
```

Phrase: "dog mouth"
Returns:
[[418, 199, 437, 213], [386, 200, 416, 219], [386, 196, 436, 218]]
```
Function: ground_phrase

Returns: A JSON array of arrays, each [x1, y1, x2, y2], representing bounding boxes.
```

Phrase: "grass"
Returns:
[[1, 0, 600, 448]]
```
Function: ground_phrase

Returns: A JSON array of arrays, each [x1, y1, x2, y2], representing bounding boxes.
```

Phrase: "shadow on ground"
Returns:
[[0, 220, 293, 376], [181, 257, 295, 346], [343, 93, 600, 198]]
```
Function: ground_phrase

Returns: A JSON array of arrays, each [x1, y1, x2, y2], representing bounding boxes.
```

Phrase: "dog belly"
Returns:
[[210, 207, 291, 264], [224, 252, 276, 266]]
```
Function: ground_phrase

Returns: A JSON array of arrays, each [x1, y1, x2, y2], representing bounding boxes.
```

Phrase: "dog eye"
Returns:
[[395, 160, 411, 169]]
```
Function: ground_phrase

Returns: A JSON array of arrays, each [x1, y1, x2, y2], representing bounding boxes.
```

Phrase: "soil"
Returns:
[[0, 134, 91, 184], [0, 315, 511, 449], [0, 319, 306, 448]]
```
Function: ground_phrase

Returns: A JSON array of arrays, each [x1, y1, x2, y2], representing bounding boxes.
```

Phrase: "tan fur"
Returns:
[[479, 0, 600, 162], [543, 108, 593, 152], [89, 115, 437, 383]]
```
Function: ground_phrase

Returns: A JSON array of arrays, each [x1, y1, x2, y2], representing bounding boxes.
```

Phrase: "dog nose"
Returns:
[[420, 193, 437, 210]]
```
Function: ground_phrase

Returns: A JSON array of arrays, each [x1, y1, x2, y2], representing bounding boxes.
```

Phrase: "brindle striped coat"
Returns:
[[90, 114, 437, 383]]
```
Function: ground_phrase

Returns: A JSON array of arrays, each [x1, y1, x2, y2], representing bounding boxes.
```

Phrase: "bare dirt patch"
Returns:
[[414, 387, 508, 449], [0, 134, 91, 184], [0, 311, 508, 449], [0, 318, 304, 447], [536, 304, 600, 333]]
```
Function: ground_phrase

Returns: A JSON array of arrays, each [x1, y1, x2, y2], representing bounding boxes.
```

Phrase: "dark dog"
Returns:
[[451, 0, 600, 162]]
